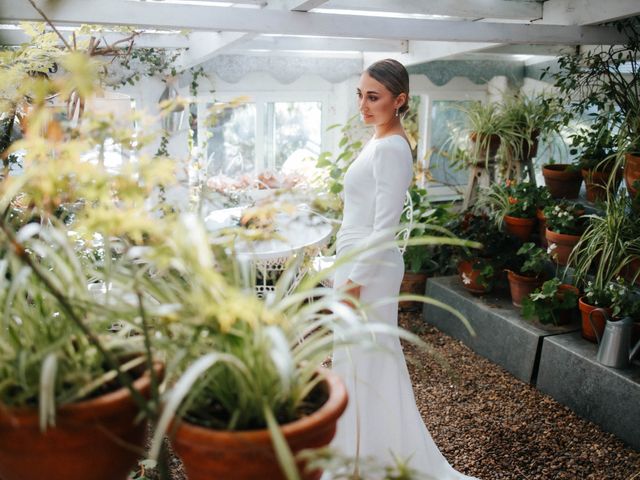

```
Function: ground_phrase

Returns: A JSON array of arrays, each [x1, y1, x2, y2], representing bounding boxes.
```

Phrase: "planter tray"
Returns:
[[537, 332, 640, 451], [423, 276, 579, 384]]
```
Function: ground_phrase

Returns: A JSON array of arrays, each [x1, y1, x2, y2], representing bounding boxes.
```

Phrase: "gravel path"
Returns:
[[400, 311, 640, 480]]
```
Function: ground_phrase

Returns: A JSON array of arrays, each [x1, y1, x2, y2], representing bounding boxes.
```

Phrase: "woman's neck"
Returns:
[[374, 118, 403, 139]]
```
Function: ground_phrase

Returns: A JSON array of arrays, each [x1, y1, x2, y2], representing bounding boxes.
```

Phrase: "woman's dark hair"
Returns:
[[366, 58, 410, 114]]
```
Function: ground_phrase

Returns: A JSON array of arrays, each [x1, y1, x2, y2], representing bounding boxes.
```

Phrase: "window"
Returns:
[[198, 97, 324, 178]]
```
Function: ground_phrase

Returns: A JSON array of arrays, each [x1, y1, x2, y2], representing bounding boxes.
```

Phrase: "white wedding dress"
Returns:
[[332, 135, 478, 480]]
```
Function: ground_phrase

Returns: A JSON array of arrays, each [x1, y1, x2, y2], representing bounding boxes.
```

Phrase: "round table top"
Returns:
[[204, 205, 334, 261]]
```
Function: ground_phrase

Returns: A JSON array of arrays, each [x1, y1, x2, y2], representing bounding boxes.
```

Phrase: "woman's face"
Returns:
[[357, 72, 404, 126]]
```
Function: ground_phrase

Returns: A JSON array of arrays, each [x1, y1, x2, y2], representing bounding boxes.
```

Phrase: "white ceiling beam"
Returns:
[[284, 0, 328, 11], [176, 31, 248, 70], [363, 41, 502, 68], [2, 0, 626, 45], [0, 28, 191, 48], [476, 44, 576, 57], [239, 35, 406, 52], [317, 0, 542, 21], [541, 0, 640, 26]]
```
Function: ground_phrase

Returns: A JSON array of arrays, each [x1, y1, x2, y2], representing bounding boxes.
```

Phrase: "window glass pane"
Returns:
[[429, 100, 475, 185], [205, 103, 256, 176], [272, 101, 322, 172]]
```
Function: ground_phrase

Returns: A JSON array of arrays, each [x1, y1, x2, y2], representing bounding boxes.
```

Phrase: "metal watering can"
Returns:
[[589, 309, 640, 369]]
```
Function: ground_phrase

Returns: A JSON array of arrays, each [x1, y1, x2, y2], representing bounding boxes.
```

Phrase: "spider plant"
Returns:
[[568, 194, 640, 290]]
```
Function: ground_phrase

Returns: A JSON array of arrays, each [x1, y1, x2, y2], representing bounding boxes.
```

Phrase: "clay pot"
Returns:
[[172, 368, 348, 480], [622, 256, 640, 286], [578, 297, 613, 343], [399, 271, 429, 311], [457, 259, 493, 294], [0, 367, 156, 480], [470, 132, 501, 160], [504, 215, 536, 242], [536, 209, 548, 248], [581, 167, 623, 203], [507, 270, 544, 308], [542, 164, 583, 199], [625, 153, 640, 201], [545, 228, 581, 266]]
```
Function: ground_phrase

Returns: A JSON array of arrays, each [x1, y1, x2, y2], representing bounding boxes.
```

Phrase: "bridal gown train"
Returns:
[[331, 135, 478, 480]]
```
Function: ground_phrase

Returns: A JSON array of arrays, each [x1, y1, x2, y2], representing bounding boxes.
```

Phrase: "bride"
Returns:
[[331, 58, 478, 480]]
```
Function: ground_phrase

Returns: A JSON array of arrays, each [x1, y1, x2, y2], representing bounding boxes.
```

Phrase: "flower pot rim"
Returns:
[[172, 367, 347, 443], [578, 296, 614, 311], [503, 214, 536, 222]]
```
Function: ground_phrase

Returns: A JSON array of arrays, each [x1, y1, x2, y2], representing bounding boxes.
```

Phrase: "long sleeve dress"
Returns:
[[332, 135, 478, 480]]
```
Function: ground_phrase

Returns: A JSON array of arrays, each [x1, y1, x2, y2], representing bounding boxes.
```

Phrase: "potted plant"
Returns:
[[522, 278, 580, 326], [568, 194, 640, 291], [477, 181, 540, 241], [535, 187, 553, 247], [399, 188, 454, 310], [505, 242, 549, 308], [550, 19, 639, 204], [579, 278, 640, 343], [542, 160, 583, 199], [544, 201, 587, 265], [450, 212, 518, 294]]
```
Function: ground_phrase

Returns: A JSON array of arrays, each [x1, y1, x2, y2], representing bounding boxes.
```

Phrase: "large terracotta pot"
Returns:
[[542, 164, 582, 199], [0, 368, 155, 480], [578, 297, 613, 343], [457, 259, 493, 294], [625, 153, 640, 201], [470, 132, 501, 160], [400, 271, 429, 311], [545, 228, 581, 266], [581, 167, 622, 203], [504, 215, 536, 242], [507, 270, 544, 308], [172, 368, 348, 480], [622, 256, 640, 286], [536, 208, 548, 248]]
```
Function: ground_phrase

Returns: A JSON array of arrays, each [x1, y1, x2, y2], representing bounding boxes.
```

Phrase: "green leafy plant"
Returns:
[[477, 181, 542, 225], [543, 201, 586, 235], [583, 277, 640, 319], [568, 194, 640, 291], [511, 242, 548, 277], [522, 278, 579, 325]]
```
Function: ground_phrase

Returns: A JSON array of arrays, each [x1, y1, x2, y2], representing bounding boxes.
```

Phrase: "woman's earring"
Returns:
[[395, 108, 399, 117]]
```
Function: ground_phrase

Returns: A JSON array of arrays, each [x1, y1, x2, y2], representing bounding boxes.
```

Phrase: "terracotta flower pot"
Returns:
[[457, 259, 493, 294], [624, 152, 640, 201], [171, 368, 348, 480], [579, 297, 613, 343], [581, 167, 622, 203], [0, 367, 156, 480], [399, 271, 429, 311], [504, 215, 536, 242], [536, 208, 548, 248], [542, 164, 583, 199], [545, 228, 581, 266], [507, 270, 544, 308], [470, 132, 501, 160]]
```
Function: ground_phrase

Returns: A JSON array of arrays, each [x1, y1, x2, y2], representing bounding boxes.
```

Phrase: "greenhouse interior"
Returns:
[[1, 1, 640, 479]]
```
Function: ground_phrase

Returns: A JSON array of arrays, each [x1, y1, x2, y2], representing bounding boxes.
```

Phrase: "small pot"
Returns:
[[545, 228, 581, 266], [578, 297, 613, 343], [457, 259, 493, 294], [172, 368, 348, 480], [507, 270, 544, 308], [625, 153, 640, 201], [581, 167, 623, 203], [542, 164, 582, 199], [536, 208, 548, 248], [503, 215, 536, 242], [470, 132, 501, 160], [399, 271, 429, 311], [0, 366, 157, 480]]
